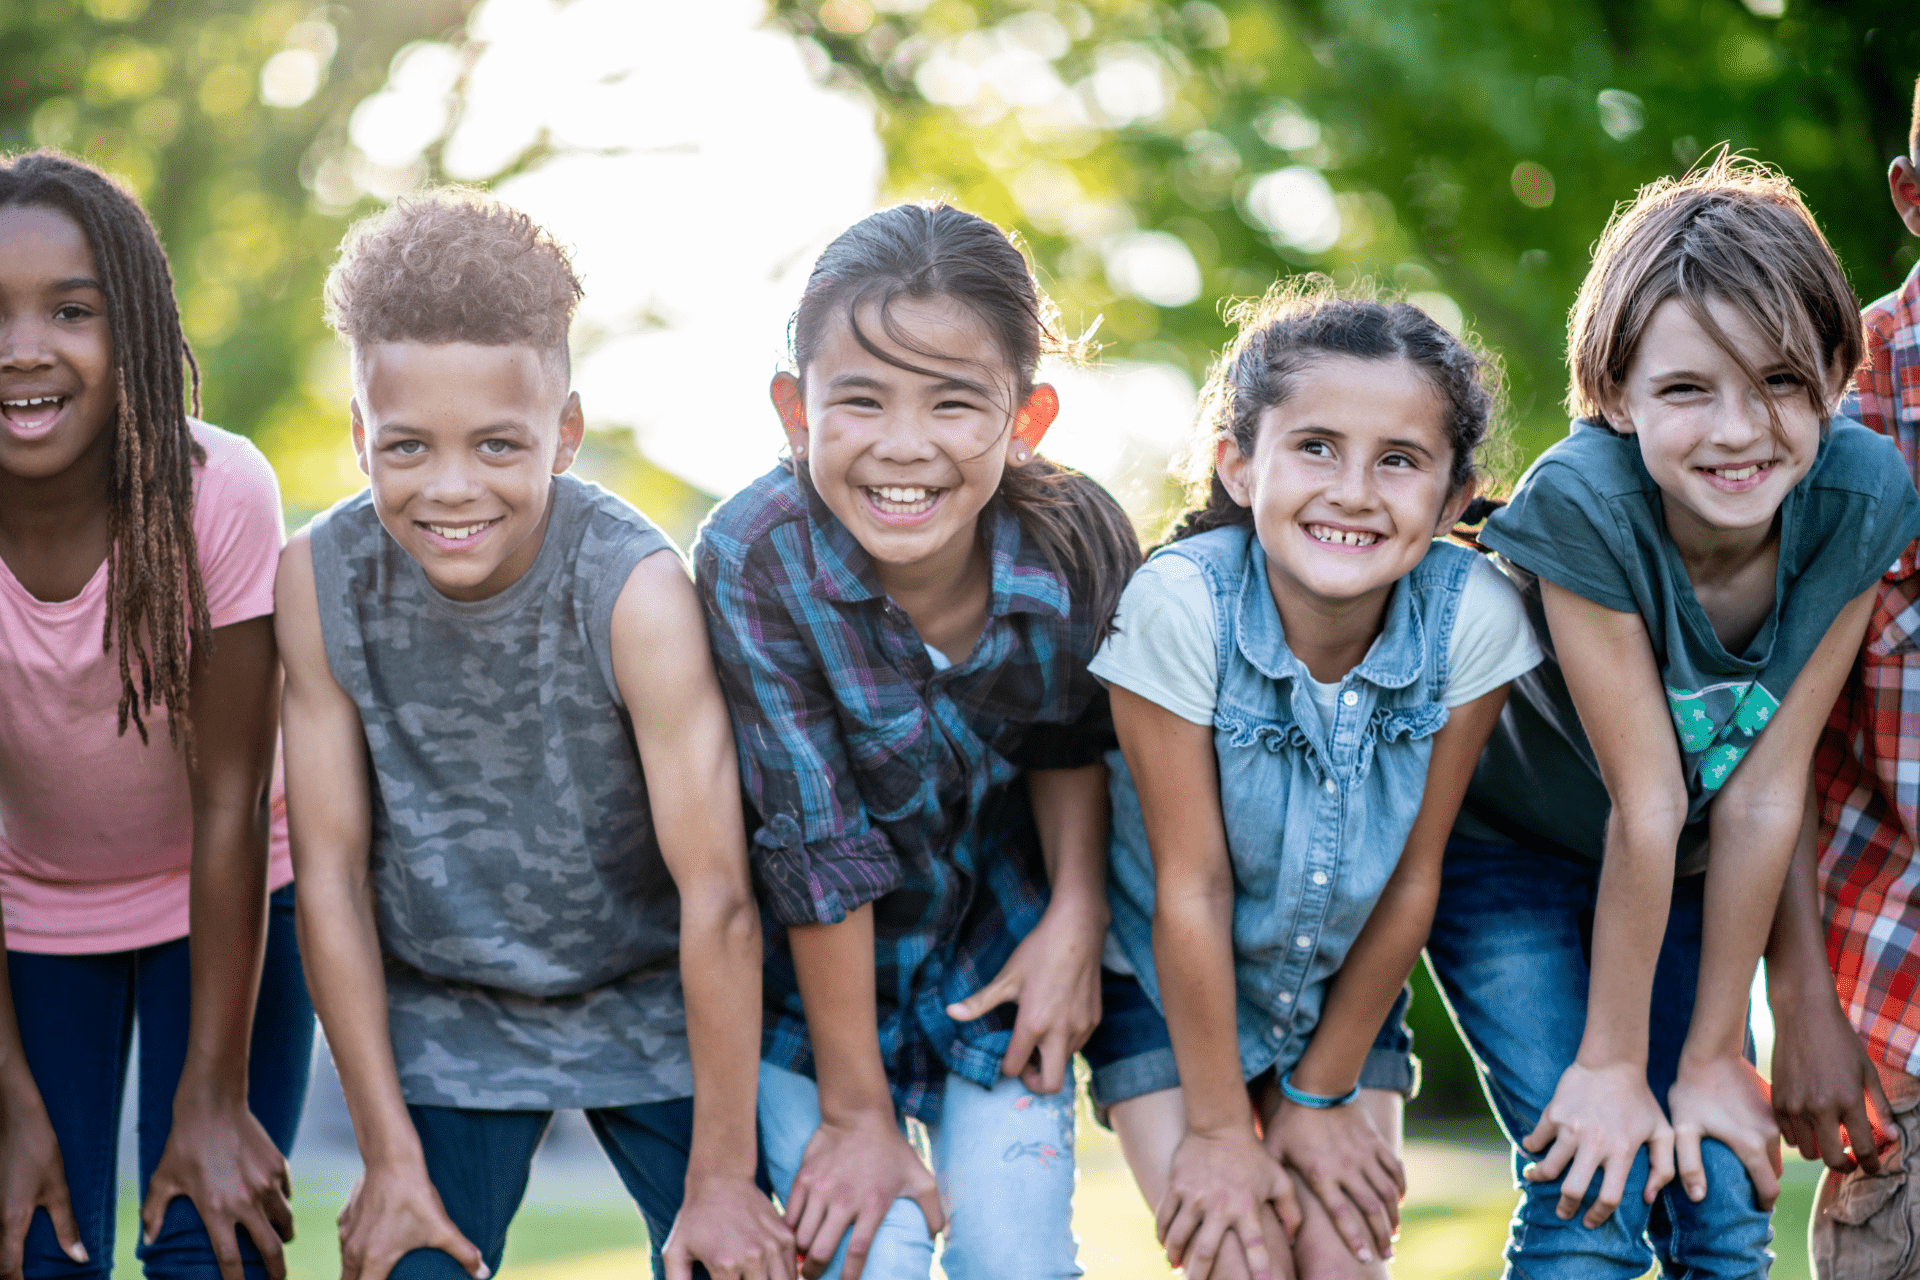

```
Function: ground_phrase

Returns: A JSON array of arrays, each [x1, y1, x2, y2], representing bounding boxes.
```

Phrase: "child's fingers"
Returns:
[[1363, 1157, 1403, 1226], [1865, 1069, 1896, 1174], [839, 1203, 889, 1280], [43, 1187, 87, 1265], [1552, 1149, 1601, 1221], [1350, 1177, 1394, 1257], [1581, 1153, 1632, 1230], [139, 1174, 175, 1246], [1315, 1183, 1376, 1263], [1269, 1172, 1303, 1241], [945, 974, 1016, 1026], [791, 1192, 832, 1260], [909, 1181, 946, 1238], [1742, 1143, 1782, 1211], [998, 1021, 1043, 1087], [1645, 1130, 1676, 1203], [1029, 1030, 1070, 1096], [237, 1208, 290, 1280], [1158, 1194, 1202, 1261], [1675, 1127, 1707, 1202], [800, 1204, 851, 1280], [1520, 1115, 1557, 1155], [1179, 1212, 1236, 1280], [1521, 1130, 1576, 1183]]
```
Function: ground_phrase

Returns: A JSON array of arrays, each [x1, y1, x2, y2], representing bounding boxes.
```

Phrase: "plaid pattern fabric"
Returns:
[[1818, 261, 1920, 1076], [693, 465, 1120, 1119]]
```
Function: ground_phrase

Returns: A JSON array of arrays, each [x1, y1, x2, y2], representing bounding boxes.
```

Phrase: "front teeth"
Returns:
[[873, 486, 933, 503], [1706, 464, 1764, 481], [426, 522, 489, 540], [2, 396, 63, 407], [1308, 524, 1380, 547]]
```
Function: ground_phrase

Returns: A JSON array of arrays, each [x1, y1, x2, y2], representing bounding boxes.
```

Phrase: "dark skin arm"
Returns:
[[138, 614, 296, 1280], [1766, 775, 1892, 1175], [784, 909, 945, 1280], [0, 941, 88, 1279]]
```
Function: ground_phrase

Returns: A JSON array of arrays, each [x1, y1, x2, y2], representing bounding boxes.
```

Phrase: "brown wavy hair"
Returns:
[[325, 187, 583, 376], [1164, 277, 1506, 546], [0, 150, 208, 749], [789, 202, 1140, 632], [1566, 152, 1862, 434]]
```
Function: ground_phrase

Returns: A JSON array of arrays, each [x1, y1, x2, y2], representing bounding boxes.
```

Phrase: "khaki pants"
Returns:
[[1812, 1061, 1920, 1278]]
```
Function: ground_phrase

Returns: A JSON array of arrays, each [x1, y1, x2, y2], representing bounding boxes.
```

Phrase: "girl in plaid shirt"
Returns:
[[695, 203, 1144, 1279]]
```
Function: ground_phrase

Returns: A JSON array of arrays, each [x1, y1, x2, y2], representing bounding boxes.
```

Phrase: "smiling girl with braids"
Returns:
[[0, 151, 310, 1280]]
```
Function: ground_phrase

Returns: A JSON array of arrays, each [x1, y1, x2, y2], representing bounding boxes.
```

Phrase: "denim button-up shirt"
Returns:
[[695, 464, 1123, 1119], [1105, 525, 1471, 1080]]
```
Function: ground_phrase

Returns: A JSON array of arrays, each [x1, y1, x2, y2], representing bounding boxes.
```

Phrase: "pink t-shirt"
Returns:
[[0, 421, 293, 954]]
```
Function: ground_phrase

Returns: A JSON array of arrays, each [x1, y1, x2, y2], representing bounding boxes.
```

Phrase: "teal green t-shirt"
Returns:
[[1459, 418, 1920, 874]]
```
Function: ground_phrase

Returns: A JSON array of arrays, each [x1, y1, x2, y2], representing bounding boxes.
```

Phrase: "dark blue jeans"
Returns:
[[1426, 837, 1771, 1279], [395, 1098, 711, 1280], [9, 883, 314, 1280]]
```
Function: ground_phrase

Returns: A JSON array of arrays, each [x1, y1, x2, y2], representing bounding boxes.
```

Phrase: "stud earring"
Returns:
[[1015, 448, 1030, 462]]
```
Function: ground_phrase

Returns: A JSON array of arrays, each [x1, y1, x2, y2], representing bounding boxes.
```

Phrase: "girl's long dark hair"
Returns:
[[0, 151, 207, 748], [791, 202, 1140, 631], [1165, 278, 1506, 547]]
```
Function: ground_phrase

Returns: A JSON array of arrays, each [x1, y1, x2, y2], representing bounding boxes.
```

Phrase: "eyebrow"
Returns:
[[825, 372, 996, 399], [372, 419, 535, 439], [1285, 423, 1437, 460], [52, 277, 102, 292]]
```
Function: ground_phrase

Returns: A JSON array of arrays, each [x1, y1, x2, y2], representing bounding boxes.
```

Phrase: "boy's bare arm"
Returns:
[[275, 534, 485, 1280], [1674, 586, 1877, 1203], [1534, 581, 1687, 1226], [609, 553, 792, 1279]]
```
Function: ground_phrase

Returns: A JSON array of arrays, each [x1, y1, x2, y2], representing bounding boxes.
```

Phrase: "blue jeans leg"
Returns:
[[926, 1073, 1081, 1280], [137, 884, 315, 1280], [586, 1097, 702, 1278], [756, 1063, 935, 1280], [1425, 837, 1771, 1280], [391, 1107, 550, 1280], [10, 883, 314, 1280]]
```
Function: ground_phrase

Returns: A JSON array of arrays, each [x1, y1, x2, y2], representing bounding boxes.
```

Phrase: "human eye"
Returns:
[[1659, 380, 1705, 398], [1380, 451, 1419, 469], [386, 438, 426, 457], [1764, 370, 1803, 392], [53, 302, 95, 322], [478, 437, 517, 456], [1298, 438, 1334, 458]]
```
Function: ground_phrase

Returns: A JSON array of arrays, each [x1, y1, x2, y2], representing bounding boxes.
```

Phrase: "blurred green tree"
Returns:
[[771, 0, 1919, 484], [0, 0, 479, 517]]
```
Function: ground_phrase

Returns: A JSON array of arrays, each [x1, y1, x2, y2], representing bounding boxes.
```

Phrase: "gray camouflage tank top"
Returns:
[[311, 474, 693, 1108]]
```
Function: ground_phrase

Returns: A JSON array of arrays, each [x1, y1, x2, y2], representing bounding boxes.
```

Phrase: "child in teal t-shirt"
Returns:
[[1433, 155, 1920, 1280]]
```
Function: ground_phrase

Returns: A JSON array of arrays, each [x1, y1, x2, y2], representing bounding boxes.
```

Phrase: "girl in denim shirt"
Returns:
[[1092, 284, 1539, 1280], [1436, 158, 1920, 1279]]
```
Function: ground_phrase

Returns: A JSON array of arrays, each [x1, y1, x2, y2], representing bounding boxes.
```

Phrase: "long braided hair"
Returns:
[[0, 151, 208, 748]]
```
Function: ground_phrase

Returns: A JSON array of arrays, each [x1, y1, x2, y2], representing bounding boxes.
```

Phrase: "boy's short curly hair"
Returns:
[[325, 187, 582, 375]]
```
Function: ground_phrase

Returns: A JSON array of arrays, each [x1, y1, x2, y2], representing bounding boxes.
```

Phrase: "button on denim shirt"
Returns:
[[1106, 525, 1472, 1081]]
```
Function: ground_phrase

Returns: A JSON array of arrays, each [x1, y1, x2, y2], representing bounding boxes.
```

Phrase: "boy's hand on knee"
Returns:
[[664, 1174, 794, 1280], [141, 1096, 295, 1280], [0, 1083, 86, 1280], [784, 1112, 941, 1280], [1769, 992, 1893, 1176], [1522, 1059, 1674, 1229], [1157, 1127, 1301, 1280], [1264, 1100, 1402, 1264], [1668, 1054, 1782, 1210], [337, 1160, 488, 1280]]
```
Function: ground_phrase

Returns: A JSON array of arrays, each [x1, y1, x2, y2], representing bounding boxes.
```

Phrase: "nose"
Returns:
[[417, 451, 487, 506], [1324, 452, 1378, 511], [1710, 383, 1772, 451], [0, 313, 54, 373], [868, 406, 942, 465]]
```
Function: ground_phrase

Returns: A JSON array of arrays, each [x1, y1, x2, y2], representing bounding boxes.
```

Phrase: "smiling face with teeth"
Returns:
[[351, 340, 583, 601], [778, 294, 1048, 596], [1608, 295, 1829, 557], [1218, 355, 1473, 651], [0, 205, 118, 488]]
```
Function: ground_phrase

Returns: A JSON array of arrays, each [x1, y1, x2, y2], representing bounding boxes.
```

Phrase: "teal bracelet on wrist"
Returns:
[[1278, 1068, 1360, 1109]]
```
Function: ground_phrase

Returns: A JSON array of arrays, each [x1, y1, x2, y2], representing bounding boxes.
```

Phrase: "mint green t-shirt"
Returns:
[[1459, 418, 1920, 874]]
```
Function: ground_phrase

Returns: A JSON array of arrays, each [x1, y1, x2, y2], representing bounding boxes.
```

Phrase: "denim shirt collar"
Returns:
[[1232, 534, 1426, 692], [802, 479, 1070, 623]]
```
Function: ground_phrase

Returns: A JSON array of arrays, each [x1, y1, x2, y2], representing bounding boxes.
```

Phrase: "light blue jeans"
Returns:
[[758, 1061, 1082, 1279]]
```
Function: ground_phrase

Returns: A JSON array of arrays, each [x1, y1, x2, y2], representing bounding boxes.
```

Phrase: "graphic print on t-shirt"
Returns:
[[1666, 680, 1780, 791]]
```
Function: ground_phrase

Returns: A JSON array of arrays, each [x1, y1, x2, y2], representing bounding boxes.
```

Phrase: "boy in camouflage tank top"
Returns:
[[275, 192, 791, 1280]]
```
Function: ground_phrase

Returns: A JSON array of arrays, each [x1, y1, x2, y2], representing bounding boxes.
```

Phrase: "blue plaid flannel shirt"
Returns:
[[693, 464, 1119, 1119]]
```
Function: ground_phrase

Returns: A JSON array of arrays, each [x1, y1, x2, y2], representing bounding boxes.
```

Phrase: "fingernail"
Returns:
[[477, 1266, 491, 1278], [1357, 1249, 1373, 1262], [70, 1245, 89, 1263]]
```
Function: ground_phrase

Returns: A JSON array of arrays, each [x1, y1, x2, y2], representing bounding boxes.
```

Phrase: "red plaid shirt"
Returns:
[[1816, 259, 1920, 1075]]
